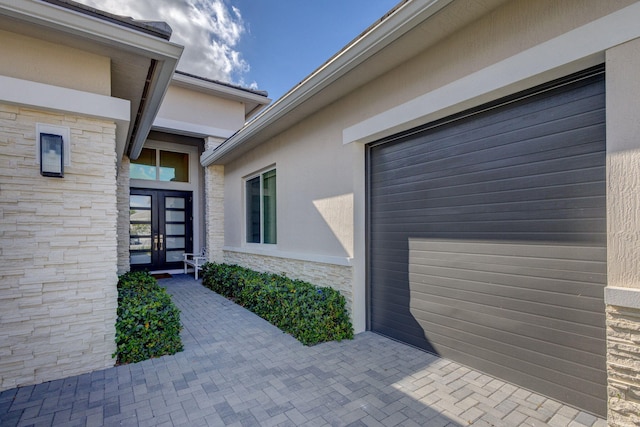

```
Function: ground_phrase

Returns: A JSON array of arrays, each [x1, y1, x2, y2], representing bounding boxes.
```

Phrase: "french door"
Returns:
[[129, 189, 193, 271]]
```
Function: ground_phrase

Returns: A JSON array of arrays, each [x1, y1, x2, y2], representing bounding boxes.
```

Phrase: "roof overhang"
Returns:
[[0, 0, 183, 162], [201, 0, 461, 166]]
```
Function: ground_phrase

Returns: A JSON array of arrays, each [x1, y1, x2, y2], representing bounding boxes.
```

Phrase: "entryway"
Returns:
[[129, 188, 193, 271]]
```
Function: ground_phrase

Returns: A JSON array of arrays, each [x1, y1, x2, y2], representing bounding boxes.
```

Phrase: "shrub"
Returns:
[[201, 263, 353, 345], [113, 271, 183, 364]]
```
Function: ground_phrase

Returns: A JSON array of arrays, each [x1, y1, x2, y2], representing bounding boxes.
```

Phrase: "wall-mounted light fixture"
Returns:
[[40, 133, 64, 178]]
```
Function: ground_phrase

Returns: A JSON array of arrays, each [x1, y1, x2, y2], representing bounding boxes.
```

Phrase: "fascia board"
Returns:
[[128, 57, 180, 160], [200, 0, 453, 166], [0, 0, 183, 60]]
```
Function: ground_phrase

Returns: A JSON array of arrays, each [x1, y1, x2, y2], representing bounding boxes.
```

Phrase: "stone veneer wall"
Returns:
[[606, 305, 640, 426], [204, 137, 225, 264], [223, 250, 354, 314], [0, 103, 118, 391], [116, 156, 130, 275]]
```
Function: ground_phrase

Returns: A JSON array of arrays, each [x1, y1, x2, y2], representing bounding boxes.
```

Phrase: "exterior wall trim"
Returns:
[[606, 287, 640, 310], [223, 246, 353, 267], [0, 75, 130, 157], [343, 1, 640, 146]]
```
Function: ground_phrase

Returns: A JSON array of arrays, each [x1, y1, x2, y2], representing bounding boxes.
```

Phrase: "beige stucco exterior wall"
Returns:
[[604, 37, 640, 427], [0, 29, 111, 96], [156, 85, 245, 134], [0, 103, 118, 391]]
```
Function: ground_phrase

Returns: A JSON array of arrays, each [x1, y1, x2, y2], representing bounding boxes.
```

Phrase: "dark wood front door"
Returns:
[[129, 189, 193, 271]]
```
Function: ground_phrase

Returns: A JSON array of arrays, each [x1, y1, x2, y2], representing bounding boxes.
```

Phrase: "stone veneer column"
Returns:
[[116, 156, 130, 275], [204, 136, 225, 263], [605, 38, 640, 426], [0, 104, 118, 391]]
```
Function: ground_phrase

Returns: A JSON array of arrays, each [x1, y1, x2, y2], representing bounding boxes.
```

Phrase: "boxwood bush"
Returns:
[[201, 263, 353, 345], [113, 271, 183, 364]]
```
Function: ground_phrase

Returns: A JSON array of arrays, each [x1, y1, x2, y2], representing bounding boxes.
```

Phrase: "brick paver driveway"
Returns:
[[1, 275, 605, 426]]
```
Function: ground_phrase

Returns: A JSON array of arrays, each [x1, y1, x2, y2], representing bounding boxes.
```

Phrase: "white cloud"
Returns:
[[75, 0, 253, 85]]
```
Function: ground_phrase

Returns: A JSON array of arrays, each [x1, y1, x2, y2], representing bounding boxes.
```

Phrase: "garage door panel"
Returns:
[[409, 254, 606, 289], [372, 144, 604, 197], [408, 288, 604, 347], [409, 270, 605, 325], [409, 245, 605, 276], [372, 197, 605, 222], [372, 124, 605, 187], [409, 299, 605, 372], [373, 87, 605, 167], [368, 69, 606, 415], [372, 181, 606, 216]]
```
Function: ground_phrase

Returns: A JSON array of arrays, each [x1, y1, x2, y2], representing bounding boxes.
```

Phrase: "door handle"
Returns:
[[159, 234, 164, 251], [153, 235, 158, 251]]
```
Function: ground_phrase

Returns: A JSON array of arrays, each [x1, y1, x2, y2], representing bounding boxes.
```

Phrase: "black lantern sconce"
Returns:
[[40, 133, 64, 178]]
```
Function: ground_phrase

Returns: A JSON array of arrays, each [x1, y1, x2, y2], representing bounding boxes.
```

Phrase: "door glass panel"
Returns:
[[165, 210, 185, 222], [130, 209, 151, 222], [130, 223, 151, 236], [166, 224, 185, 236], [130, 195, 151, 208], [165, 197, 185, 209], [159, 151, 189, 182], [130, 252, 151, 265], [166, 237, 185, 250], [166, 250, 184, 262], [130, 237, 151, 250]]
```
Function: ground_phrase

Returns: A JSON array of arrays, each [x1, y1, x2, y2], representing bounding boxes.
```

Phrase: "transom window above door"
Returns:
[[130, 148, 189, 182]]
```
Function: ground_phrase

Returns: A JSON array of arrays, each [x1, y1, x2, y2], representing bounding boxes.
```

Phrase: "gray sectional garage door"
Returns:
[[367, 68, 606, 415]]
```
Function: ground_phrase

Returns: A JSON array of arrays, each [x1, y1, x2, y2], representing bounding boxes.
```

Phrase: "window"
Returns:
[[246, 169, 276, 244], [130, 148, 189, 182]]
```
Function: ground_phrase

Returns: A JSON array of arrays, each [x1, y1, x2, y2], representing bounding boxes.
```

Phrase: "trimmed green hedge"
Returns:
[[201, 263, 353, 345], [113, 271, 183, 364]]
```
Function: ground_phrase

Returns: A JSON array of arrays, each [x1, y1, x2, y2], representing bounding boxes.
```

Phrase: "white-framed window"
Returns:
[[130, 147, 189, 182], [245, 168, 277, 244]]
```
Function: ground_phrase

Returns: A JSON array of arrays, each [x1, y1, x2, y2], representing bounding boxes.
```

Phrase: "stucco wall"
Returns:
[[156, 85, 245, 134], [0, 29, 111, 96], [0, 103, 118, 391]]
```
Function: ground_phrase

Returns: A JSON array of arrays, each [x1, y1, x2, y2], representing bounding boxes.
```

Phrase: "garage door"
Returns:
[[367, 67, 606, 415]]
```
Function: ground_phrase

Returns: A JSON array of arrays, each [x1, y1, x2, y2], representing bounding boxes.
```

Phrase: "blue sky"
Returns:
[[74, 0, 399, 101], [232, 1, 399, 100]]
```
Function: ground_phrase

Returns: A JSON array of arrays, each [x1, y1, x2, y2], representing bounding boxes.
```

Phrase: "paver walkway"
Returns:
[[1, 274, 606, 426]]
